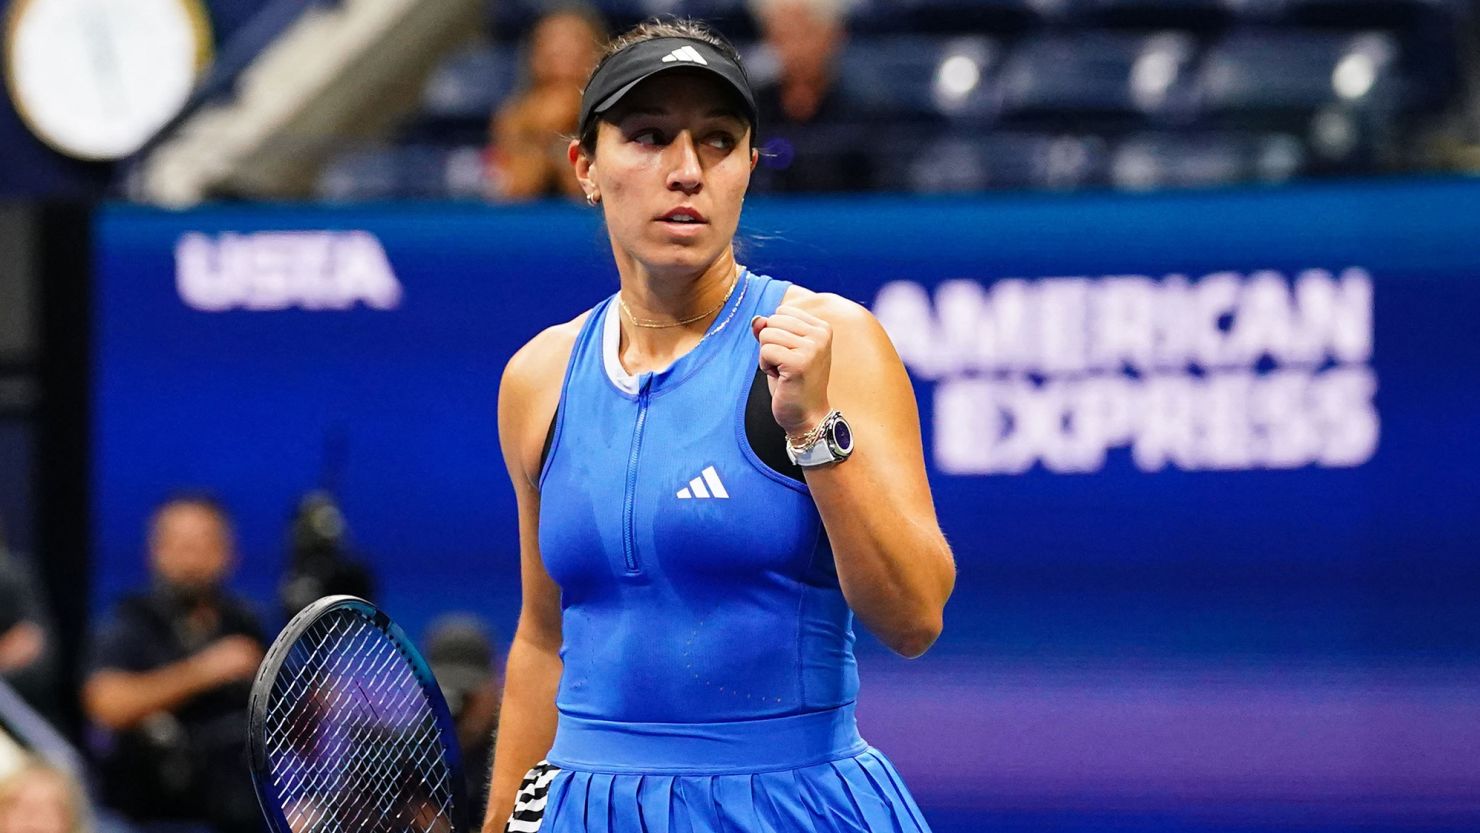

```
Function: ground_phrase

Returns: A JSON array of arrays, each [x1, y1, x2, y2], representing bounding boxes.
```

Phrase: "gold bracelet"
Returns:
[[786, 413, 830, 448]]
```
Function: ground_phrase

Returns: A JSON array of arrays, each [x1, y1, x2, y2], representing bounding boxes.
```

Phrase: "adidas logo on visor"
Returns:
[[661, 45, 709, 66], [677, 466, 728, 499]]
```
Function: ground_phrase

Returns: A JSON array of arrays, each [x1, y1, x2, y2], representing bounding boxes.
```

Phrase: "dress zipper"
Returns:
[[622, 374, 652, 574]]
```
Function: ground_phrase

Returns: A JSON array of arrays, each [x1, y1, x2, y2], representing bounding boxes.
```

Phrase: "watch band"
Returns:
[[790, 436, 840, 467], [786, 410, 853, 468]]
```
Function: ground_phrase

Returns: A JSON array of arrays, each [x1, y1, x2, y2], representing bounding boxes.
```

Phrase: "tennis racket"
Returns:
[[248, 594, 470, 833]]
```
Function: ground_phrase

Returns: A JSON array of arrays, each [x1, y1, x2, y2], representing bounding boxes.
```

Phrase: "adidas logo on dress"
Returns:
[[676, 466, 728, 499], [661, 46, 708, 66]]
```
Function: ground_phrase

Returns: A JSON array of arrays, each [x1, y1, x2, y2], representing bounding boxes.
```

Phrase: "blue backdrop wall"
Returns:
[[94, 180, 1480, 831]]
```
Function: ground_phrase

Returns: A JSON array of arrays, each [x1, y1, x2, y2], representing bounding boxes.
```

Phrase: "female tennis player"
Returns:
[[482, 18, 956, 833]]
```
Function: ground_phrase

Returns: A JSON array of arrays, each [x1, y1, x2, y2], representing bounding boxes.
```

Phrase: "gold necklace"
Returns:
[[620, 270, 740, 329]]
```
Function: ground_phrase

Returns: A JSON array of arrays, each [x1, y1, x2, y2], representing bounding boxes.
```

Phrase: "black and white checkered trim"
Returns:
[[504, 759, 560, 833]]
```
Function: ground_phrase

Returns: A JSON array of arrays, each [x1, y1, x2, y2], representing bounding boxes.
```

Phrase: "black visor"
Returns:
[[578, 37, 758, 141]]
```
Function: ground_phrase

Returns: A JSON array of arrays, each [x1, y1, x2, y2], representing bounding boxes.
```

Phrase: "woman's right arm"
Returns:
[[481, 323, 579, 833]]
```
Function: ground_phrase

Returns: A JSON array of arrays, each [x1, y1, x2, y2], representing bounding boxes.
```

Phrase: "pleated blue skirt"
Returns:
[[508, 704, 933, 833], [537, 746, 930, 833]]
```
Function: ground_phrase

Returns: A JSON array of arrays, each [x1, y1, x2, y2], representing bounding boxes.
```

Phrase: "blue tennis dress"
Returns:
[[527, 270, 932, 833]]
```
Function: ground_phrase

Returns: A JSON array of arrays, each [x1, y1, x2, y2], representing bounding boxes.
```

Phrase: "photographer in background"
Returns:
[[82, 494, 264, 833], [278, 490, 374, 622]]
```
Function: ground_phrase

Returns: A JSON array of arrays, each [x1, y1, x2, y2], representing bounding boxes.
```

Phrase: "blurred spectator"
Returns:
[[749, 0, 874, 191], [82, 494, 264, 833], [486, 7, 606, 200], [0, 519, 58, 724], [424, 614, 501, 809], [0, 758, 90, 833]]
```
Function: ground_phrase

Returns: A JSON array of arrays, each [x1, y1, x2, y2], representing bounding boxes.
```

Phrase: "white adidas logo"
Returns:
[[661, 45, 708, 66], [676, 465, 728, 499]]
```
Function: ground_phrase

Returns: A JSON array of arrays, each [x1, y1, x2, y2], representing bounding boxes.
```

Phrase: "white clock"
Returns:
[[4, 0, 212, 160]]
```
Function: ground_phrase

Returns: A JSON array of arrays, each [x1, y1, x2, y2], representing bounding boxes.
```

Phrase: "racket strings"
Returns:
[[262, 610, 456, 833]]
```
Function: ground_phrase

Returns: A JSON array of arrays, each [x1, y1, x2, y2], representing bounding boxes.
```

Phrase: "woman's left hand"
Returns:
[[751, 305, 833, 437]]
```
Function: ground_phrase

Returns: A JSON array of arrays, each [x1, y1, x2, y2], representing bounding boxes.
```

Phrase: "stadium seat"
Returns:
[[1225, 0, 1462, 28], [997, 32, 1199, 125], [671, 0, 755, 37], [317, 145, 472, 201], [1110, 131, 1306, 189], [1056, 0, 1232, 30], [488, 0, 754, 42], [840, 36, 1000, 123], [596, 0, 684, 27], [849, 0, 1039, 35], [420, 43, 521, 121], [885, 131, 1110, 191], [316, 147, 403, 201], [1196, 30, 1400, 117]]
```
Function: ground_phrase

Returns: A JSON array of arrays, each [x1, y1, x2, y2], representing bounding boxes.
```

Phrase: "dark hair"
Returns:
[[578, 18, 749, 155]]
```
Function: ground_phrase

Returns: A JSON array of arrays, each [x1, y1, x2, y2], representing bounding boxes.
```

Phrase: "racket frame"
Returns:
[[247, 594, 470, 833]]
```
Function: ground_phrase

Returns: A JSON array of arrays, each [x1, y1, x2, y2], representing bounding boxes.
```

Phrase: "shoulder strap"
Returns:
[[539, 296, 613, 478], [753, 272, 792, 319]]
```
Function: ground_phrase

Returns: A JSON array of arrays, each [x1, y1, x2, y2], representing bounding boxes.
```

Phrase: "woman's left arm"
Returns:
[[752, 293, 956, 658]]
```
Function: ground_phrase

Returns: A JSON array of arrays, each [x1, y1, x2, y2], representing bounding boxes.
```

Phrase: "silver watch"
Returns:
[[786, 410, 854, 468]]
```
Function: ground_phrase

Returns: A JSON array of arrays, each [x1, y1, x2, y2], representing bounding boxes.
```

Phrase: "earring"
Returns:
[[586, 192, 600, 207]]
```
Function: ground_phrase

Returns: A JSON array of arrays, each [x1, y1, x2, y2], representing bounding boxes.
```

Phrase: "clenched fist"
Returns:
[[751, 304, 833, 437]]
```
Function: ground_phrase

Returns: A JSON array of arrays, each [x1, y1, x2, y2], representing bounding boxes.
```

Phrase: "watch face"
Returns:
[[830, 417, 853, 453]]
